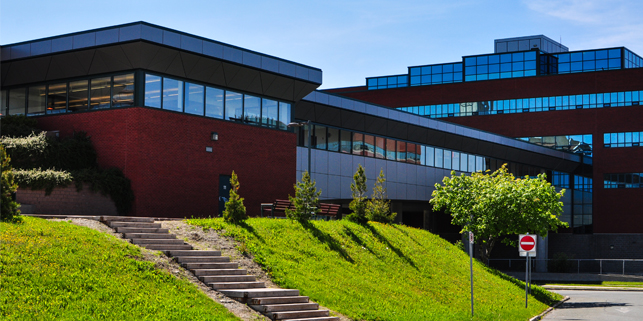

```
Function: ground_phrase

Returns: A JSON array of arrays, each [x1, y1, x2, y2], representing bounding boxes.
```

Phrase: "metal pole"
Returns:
[[469, 232, 474, 317], [623, 260, 625, 275], [600, 260, 603, 275], [528, 254, 531, 294], [525, 254, 529, 308]]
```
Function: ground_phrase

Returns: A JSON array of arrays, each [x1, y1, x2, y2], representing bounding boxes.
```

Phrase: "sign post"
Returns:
[[469, 231, 474, 317], [519, 234, 537, 308]]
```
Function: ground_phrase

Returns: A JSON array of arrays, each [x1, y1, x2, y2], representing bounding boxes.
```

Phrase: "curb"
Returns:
[[529, 296, 569, 321], [542, 285, 643, 292]]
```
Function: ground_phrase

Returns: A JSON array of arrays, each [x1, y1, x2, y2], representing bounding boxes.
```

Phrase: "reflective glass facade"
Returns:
[[409, 62, 462, 86], [518, 135, 592, 156], [603, 131, 643, 148], [464, 51, 537, 81], [604, 173, 643, 189], [398, 89, 643, 118], [554, 48, 622, 74], [1, 73, 135, 116], [367, 75, 408, 90], [144, 73, 292, 130]]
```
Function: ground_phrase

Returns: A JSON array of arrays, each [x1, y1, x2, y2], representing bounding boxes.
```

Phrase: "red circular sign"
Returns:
[[520, 235, 536, 251]]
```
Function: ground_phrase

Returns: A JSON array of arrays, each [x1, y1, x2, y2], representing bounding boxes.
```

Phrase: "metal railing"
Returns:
[[488, 258, 643, 275]]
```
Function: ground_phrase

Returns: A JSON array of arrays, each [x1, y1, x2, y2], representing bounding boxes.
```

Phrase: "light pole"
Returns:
[[287, 120, 312, 175]]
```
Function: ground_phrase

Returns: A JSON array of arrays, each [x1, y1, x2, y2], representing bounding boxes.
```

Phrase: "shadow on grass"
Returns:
[[391, 224, 424, 248], [343, 225, 378, 257], [364, 223, 418, 270], [301, 221, 354, 263], [482, 266, 560, 306], [236, 221, 265, 243]]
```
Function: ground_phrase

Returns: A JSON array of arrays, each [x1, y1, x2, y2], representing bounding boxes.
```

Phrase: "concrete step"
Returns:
[[108, 222, 162, 228], [176, 256, 230, 263], [209, 281, 266, 290], [248, 296, 309, 305], [220, 288, 300, 299], [123, 233, 176, 239], [200, 275, 256, 283], [166, 250, 221, 257], [193, 269, 247, 276], [183, 262, 238, 270], [141, 244, 192, 251], [286, 317, 339, 321], [250, 302, 318, 313], [267, 310, 329, 320], [101, 216, 155, 223], [131, 238, 186, 245], [115, 227, 169, 234]]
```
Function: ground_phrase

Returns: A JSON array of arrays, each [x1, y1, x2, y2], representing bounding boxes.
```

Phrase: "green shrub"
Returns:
[[366, 169, 396, 223], [0, 114, 41, 137], [13, 168, 73, 194], [223, 171, 247, 224], [346, 164, 368, 224], [1, 144, 21, 222], [73, 167, 135, 214], [286, 171, 321, 222]]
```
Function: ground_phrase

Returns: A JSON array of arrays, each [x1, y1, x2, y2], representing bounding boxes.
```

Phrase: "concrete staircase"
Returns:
[[102, 216, 339, 321]]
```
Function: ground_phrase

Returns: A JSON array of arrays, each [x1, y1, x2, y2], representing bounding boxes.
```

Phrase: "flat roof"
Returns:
[[0, 21, 322, 85]]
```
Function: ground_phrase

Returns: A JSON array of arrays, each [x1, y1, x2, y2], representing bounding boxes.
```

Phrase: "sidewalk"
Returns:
[[502, 271, 643, 283]]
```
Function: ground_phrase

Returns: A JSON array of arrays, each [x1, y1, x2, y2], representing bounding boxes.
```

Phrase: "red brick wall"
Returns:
[[35, 107, 297, 218], [16, 184, 117, 216]]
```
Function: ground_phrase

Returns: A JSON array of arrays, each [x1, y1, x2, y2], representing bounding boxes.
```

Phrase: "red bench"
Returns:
[[261, 199, 341, 220]]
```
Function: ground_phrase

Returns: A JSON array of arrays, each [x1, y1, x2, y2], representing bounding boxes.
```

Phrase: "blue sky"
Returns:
[[2, 0, 642, 89]]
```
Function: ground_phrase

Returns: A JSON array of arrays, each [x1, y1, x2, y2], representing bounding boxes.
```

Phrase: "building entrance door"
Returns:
[[218, 175, 232, 216]]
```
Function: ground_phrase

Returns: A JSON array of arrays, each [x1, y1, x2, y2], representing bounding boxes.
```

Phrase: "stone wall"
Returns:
[[16, 184, 117, 216]]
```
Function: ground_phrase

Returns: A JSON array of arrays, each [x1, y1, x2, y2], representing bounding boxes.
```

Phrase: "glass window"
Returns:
[[278, 102, 291, 130], [426, 146, 434, 167], [364, 135, 375, 157], [144, 74, 162, 108], [375, 136, 385, 159], [341, 130, 352, 153], [328, 127, 340, 152], [8, 88, 26, 115], [385, 139, 396, 160], [444, 150, 452, 170], [261, 98, 278, 127], [184, 82, 204, 116], [352, 133, 364, 155], [112, 74, 134, 107], [461, 153, 468, 172], [47, 83, 67, 114], [68, 80, 89, 112], [406, 143, 416, 163], [162, 77, 183, 112], [452, 152, 460, 171], [205, 87, 224, 119], [27, 85, 46, 116], [312, 125, 326, 150], [435, 148, 443, 168], [1, 90, 6, 114], [225, 91, 243, 121], [244, 95, 261, 124], [90, 77, 111, 109]]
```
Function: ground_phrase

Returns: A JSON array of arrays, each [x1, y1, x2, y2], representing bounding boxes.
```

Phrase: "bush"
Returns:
[[223, 171, 247, 224], [0, 115, 41, 137], [13, 168, 73, 194], [366, 169, 397, 224], [286, 171, 321, 222], [346, 164, 368, 224], [1, 144, 21, 222], [73, 168, 135, 214]]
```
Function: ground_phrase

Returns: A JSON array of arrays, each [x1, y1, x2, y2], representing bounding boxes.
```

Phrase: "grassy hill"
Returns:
[[0, 217, 239, 320], [187, 218, 561, 321]]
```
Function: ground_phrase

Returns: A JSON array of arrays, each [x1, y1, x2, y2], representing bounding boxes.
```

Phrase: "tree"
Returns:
[[287, 171, 321, 222], [1, 144, 21, 222], [430, 164, 567, 264], [223, 171, 247, 224], [346, 164, 368, 224], [366, 169, 397, 223]]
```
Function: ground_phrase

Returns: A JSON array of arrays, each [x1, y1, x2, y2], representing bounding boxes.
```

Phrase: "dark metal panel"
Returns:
[[293, 82, 318, 101], [259, 71, 277, 93], [407, 125, 426, 143], [221, 62, 241, 87], [227, 67, 256, 91], [73, 50, 95, 74], [264, 77, 293, 100], [341, 110, 365, 132], [443, 133, 463, 151], [51, 36, 72, 53], [94, 46, 134, 71], [46, 53, 87, 80], [96, 29, 119, 46], [178, 52, 200, 76], [244, 73, 263, 95], [206, 62, 227, 87], [73, 33, 96, 49], [163, 53, 186, 78], [1, 62, 10, 85], [11, 44, 31, 59], [276, 80, 294, 101], [459, 137, 478, 154], [2, 56, 50, 85], [186, 57, 223, 84], [87, 51, 111, 75], [31, 40, 52, 56], [386, 120, 408, 140], [180, 35, 202, 54], [119, 42, 145, 68], [146, 47, 179, 73], [296, 100, 316, 121], [314, 104, 342, 127], [140, 25, 162, 43], [365, 115, 388, 136]]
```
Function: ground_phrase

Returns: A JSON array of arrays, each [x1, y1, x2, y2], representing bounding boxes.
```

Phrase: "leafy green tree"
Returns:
[[287, 171, 321, 222], [223, 171, 247, 224], [430, 164, 567, 264], [346, 164, 368, 224], [366, 169, 397, 224], [1, 144, 21, 222]]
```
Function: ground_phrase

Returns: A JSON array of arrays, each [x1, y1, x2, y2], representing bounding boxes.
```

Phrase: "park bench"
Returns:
[[261, 199, 341, 220]]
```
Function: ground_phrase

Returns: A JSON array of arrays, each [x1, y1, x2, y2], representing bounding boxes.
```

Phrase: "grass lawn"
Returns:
[[0, 217, 240, 320], [187, 218, 562, 321]]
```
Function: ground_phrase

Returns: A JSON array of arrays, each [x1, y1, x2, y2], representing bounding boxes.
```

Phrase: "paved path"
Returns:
[[543, 290, 643, 320]]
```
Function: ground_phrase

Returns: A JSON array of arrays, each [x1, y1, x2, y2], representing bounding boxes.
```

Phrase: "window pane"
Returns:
[[184, 82, 204, 116], [452, 152, 460, 171], [435, 148, 443, 168], [162, 77, 183, 112], [8, 88, 26, 115], [341, 130, 352, 153], [27, 85, 46, 116], [68, 80, 89, 112], [90, 77, 111, 109], [426, 147, 434, 167], [225, 91, 243, 121], [244, 95, 261, 124], [1, 90, 6, 114], [406, 143, 416, 163], [444, 150, 452, 169], [205, 87, 224, 119], [47, 83, 67, 114], [261, 98, 278, 127], [278, 102, 291, 130], [364, 135, 375, 157], [352, 133, 364, 155], [313, 125, 327, 150], [396, 141, 406, 162], [327, 127, 339, 152], [385, 139, 396, 160], [113, 74, 134, 107], [144, 74, 161, 108], [375, 137, 385, 159]]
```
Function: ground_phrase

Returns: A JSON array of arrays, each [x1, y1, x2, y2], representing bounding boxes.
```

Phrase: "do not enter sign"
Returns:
[[519, 234, 536, 255]]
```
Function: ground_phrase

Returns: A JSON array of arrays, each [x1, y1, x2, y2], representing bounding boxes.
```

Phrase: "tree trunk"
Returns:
[[479, 237, 496, 265]]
